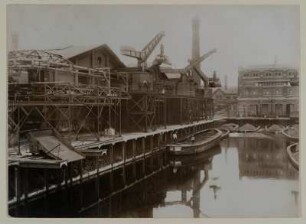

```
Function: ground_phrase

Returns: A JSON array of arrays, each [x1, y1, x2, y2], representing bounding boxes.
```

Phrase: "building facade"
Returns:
[[212, 88, 238, 116], [237, 65, 299, 117]]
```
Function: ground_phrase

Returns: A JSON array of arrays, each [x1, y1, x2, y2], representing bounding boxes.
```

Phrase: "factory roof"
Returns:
[[212, 87, 237, 95], [51, 44, 126, 68]]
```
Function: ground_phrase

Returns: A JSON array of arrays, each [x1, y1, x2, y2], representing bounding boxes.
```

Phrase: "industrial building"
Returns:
[[237, 65, 299, 117], [7, 18, 221, 208], [212, 87, 238, 116]]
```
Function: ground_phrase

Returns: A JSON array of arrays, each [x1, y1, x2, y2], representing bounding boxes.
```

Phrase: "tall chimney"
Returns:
[[192, 16, 200, 68], [225, 75, 228, 90], [192, 16, 201, 86]]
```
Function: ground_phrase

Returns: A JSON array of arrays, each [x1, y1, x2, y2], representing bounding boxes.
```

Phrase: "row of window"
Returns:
[[242, 71, 297, 78], [256, 82, 290, 87], [241, 89, 294, 96]]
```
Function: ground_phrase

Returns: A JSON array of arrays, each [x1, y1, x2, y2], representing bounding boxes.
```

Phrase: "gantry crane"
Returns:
[[120, 31, 165, 70]]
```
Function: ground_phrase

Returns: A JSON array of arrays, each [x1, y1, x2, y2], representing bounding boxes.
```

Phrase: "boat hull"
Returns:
[[220, 128, 230, 140], [287, 143, 299, 170], [168, 129, 223, 156]]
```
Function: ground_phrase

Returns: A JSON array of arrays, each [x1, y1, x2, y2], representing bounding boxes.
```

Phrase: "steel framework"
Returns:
[[8, 50, 130, 151]]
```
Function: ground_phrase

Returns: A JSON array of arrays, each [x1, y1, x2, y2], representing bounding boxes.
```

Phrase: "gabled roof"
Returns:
[[212, 87, 237, 95], [52, 44, 126, 68]]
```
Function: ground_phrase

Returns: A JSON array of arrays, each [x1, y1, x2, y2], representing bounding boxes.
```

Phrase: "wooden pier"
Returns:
[[8, 118, 224, 209]]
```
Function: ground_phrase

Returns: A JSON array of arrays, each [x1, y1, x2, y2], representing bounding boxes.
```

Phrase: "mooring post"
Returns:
[[142, 138, 145, 157], [110, 144, 114, 168], [132, 140, 136, 160], [122, 142, 126, 164], [150, 135, 154, 152], [69, 164, 73, 187], [44, 168, 49, 194], [63, 166, 68, 189], [122, 142, 126, 186], [109, 171, 114, 192], [14, 166, 20, 204], [96, 155, 100, 200], [79, 160, 83, 184], [24, 168, 28, 202], [142, 138, 146, 175]]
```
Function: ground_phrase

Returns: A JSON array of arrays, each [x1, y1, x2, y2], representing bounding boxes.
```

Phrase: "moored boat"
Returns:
[[287, 143, 299, 170], [167, 128, 223, 155], [282, 126, 299, 141], [220, 128, 230, 140], [170, 145, 221, 168], [264, 124, 286, 134]]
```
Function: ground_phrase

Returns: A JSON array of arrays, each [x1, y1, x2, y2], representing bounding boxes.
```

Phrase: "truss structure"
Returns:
[[8, 50, 130, 149]]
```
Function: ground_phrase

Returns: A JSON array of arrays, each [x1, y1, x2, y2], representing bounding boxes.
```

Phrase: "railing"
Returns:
[[8, 82, 130, 105]]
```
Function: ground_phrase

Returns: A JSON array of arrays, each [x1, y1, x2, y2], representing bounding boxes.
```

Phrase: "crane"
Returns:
[[120, 31, 165, 70], [183, 48, 216, 73], [152, 43, 172, 66]]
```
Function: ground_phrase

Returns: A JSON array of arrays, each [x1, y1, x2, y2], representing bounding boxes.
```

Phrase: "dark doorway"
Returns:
[[286, 104, 291, 117]]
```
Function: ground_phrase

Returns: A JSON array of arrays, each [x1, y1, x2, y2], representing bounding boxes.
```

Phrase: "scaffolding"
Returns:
[[8, 50, 130, 150]]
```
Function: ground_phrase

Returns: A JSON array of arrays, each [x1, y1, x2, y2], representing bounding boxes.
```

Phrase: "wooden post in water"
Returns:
[[150, 136, 154, 171], [132, 140, 136, 159], [79, 160, 84, 209], [110, 144, 114, 168], [14, 166, 20, 204], [24, 168, 28, 202], [96, 155, 100, 200], [180, 98, 183, 125], [142, 138, 146, 175], [150, 135, 154, 152], [69, 164, 73, 187], [122, 142, 126, 186], [44, 169, 49, 194], [63, 166, 68, 189]]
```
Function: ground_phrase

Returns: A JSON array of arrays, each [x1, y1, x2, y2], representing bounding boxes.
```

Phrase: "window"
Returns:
[[97, 56, 102, 66]]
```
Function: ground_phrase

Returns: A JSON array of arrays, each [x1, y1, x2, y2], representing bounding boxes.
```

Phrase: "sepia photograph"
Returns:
[[5, 2, 300, 219]]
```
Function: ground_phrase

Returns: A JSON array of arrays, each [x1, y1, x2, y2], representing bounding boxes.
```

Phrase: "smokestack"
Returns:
[[225, 75, 228, 90], [192, 16, 200, 69]]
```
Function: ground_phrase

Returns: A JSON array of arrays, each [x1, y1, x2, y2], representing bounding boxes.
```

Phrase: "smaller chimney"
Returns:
[[213, 71, 217, 80]]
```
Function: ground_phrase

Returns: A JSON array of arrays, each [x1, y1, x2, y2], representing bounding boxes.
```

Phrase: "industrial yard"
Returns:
[[6, 4, 300, 218]]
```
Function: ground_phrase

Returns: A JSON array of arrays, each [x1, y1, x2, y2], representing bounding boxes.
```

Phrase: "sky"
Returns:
[[7, 5, 300, 87]]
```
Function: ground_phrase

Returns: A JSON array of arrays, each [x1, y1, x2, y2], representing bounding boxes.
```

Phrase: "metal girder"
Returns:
[[183, 49, 217, 73], [120, 31, 165, 68], [127, 94, 158, 132]]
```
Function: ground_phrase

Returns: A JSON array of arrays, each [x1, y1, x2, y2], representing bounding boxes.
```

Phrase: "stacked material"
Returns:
[[238, 123, 259, 132], [221, 123, 238, 132], [267, 124, 284, 132], [286, 128, 299, 139]]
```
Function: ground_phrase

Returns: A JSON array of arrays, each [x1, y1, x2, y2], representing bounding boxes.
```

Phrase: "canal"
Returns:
[[10, 134, 299, 218]]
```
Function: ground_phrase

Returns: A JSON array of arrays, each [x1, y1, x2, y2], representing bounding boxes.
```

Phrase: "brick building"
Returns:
[[212, 88, 238, 116], [237, 65, 299, 117]]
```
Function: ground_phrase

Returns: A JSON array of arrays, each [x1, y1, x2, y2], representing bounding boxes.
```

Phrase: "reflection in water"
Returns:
[[236, 137, 298, 179], [11, 136, 299, 218]]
